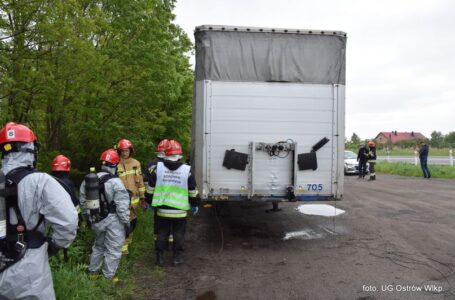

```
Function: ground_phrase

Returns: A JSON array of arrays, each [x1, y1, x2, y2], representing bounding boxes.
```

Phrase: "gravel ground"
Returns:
[[140, 174, 455, 300]]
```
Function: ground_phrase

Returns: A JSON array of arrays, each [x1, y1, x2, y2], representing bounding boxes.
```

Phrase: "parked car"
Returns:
[[344, 150, 370, 175], [344, 150, 359, 175]]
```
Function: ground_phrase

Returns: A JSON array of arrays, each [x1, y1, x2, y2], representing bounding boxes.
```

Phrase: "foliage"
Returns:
[[430, 131, 444, 148], [350, 132, 360, 145], [376, 161, 455, 179], [345, 132, 366, 150], [0, 0, 193, 174], [430, 131, 455, 148]]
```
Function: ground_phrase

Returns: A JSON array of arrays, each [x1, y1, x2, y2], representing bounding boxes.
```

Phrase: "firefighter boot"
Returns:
[[155, 251, 164, 267], [173, 252, 184, 266]]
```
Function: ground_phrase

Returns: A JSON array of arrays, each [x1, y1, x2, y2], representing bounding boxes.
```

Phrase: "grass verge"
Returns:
[[51, 208, 157, 299], [376, 161, 455, 179]]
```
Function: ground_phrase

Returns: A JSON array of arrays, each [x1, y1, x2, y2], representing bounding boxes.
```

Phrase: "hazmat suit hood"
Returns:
[[1, 142, 36, 174], [101, 164, 117, 175]]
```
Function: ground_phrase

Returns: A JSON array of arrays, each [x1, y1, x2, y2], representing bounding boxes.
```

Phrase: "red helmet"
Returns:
[[156, 139, 170, 153], [0, 122, 37, 145], [100, 149, 120, 165], [165, 140, 183, 156], [52, 154, 71, 172], [117, 139, 134, 152]]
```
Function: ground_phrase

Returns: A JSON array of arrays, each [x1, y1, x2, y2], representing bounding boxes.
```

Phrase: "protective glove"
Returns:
[[124, 223, 131, 238], [140, 198, 147, 210], [191, 206, 199, 216], [47, 238, 61, 257]]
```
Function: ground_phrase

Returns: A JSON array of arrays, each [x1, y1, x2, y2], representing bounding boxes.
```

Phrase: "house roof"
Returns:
[[375, 131, 427, 143]]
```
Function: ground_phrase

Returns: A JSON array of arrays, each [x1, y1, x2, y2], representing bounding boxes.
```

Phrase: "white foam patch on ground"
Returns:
[[283, 229, 324, 240], [296, 204, 345, 217]]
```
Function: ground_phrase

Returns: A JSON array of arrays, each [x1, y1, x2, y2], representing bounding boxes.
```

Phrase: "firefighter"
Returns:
[[79, 149, 130, 281], [51, 155, 80, 215], [116, 139, 146, 256], [145, 139, 170, 177], [144, 139, 171, 241], [0, 122, 78, 299], [357, 144, 368, 179], [367, 141, 377, 181], [145, 140, 200, 266]]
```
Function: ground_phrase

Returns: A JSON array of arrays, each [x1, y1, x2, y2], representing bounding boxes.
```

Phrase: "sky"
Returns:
[[174, 0, 455, 140]]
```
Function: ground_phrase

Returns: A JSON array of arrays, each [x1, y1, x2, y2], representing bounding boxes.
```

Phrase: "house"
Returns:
[[375, 131, 427, 145]]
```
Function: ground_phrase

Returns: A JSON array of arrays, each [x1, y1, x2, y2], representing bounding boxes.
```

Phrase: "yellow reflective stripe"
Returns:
[[157, 211, 187, 218], [146, 186, 155, 194], [118, 170, 137, 177], [138, 187, 146, 192], [131, 198, 140, 205]]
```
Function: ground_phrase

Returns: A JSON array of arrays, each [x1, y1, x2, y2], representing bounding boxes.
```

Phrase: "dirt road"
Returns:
[[140, 175, 455, 300]]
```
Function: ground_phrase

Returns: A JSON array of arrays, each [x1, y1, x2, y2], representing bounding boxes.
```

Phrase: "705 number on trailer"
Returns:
[[307, 184, 323, 191]]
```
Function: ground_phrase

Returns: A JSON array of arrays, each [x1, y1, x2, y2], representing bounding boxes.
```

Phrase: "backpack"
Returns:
[[0, 167, 45, 272]]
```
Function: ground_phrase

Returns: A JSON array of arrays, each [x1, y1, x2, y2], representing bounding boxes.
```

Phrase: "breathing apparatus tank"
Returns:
[[0, 170, 6, 240], [85, 167, 100, 222]]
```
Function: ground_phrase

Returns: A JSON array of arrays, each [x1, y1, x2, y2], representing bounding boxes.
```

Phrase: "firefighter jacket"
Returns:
[[144, 157, 163, 186], [367, 147, 377, 162], [146, 160, 200, 219], [117, 157, 145, 201]]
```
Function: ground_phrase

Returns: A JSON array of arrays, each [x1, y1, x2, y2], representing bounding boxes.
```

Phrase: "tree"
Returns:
[[445, 131, 455, 148], [430, 131, 444, 148], [350, 132, 361, 145], [1, 0, 193, 176]]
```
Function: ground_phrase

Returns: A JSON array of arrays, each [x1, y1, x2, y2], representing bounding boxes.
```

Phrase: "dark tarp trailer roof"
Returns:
[[195, 25, 347, 85]]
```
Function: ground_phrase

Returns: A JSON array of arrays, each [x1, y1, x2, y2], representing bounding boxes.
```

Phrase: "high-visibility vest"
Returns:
[[152, 162, 190, 211]]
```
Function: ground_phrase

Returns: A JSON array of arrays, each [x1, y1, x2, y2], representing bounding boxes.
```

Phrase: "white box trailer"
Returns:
[[191, 25, 346, 202]]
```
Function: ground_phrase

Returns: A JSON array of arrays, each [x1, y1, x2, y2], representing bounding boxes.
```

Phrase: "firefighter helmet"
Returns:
[[0, 122, 38, 155], [165, 140, 183, 156], [0, 122, 36, 145], [100, 149, 120, 165], [117, 139, 134, 153], [51, 154, 71, 172], [156, 139, 170, 153]]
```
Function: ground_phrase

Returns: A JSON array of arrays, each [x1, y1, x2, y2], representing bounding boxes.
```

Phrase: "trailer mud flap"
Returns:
[[297, 152, 318, 171], [222, 149, 249, 170]]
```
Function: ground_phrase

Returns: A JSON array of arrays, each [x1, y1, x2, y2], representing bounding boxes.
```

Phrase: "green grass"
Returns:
[[51, 208, 157, 299], [376, 161, 455, 179]]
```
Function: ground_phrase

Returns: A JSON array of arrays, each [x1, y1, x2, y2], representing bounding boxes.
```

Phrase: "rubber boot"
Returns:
[[155, 251, 164, 267], [173, 252, 184, 266]]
